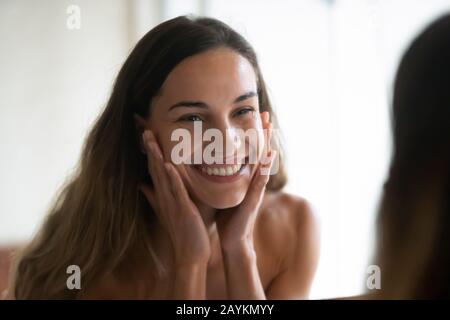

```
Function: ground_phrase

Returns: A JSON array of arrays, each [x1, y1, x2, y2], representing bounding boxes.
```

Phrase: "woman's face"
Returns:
[[147, 47, 266, 209]]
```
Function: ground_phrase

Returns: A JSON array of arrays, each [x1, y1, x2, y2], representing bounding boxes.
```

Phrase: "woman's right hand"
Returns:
[[139, 130, 211, 267]]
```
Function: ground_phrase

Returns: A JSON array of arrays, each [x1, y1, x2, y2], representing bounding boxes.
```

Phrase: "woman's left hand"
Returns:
[[216, 112, 275, 254]]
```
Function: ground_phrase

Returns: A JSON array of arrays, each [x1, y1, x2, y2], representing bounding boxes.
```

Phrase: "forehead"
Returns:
[[158, 47, 258, 104]]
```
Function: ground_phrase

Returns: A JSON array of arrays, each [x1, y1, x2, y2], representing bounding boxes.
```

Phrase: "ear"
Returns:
[[133, 113, 148, 154]]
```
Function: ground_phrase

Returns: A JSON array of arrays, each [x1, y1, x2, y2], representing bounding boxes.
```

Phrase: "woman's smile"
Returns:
[[191, 156, 250, 183]]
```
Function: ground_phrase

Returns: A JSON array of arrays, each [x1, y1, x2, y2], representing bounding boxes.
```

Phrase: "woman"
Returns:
[[9, 16, 319, 299], [372, 13, 450, 299]]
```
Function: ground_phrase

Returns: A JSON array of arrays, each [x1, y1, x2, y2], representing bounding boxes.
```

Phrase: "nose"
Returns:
[[211, 121, 243, 163], [225, 127, 242, 156]]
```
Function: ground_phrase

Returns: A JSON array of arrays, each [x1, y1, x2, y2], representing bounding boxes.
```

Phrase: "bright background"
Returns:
[[1, 0, 450, 299]]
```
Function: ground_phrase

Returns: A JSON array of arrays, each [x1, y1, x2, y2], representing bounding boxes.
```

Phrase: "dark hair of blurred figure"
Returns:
[[374, 13, 450, 299]]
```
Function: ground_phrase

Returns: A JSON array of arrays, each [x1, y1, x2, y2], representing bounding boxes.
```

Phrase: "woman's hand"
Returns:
[[139, 130, 211, 266], [216, 112, 275, 253], [215, 112, 275, 299]]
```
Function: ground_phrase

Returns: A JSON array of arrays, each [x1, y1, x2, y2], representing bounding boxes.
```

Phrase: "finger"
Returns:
[[143, 130, 163, 159], [259, 123, 273, 166], [261, 149, 276, 175], [144, 139, 163, 180], [242, 151, 276, 212], [265, 122, 273, 155], [259, 112, 272, 160], [260, 111, 270, 127], [143, 140, 160, 186], [142, 130, 164, 177], [142, 130, 173, 201], [164, 162, 196, 211]]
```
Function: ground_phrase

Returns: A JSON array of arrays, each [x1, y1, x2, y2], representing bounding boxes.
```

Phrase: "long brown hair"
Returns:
[[373, 14, 450, 299], [11, 15, 287, 299]]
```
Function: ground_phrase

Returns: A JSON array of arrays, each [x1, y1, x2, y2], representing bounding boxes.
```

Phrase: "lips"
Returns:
[[200, 163, 243, 176], [191, 157, 249, 183]]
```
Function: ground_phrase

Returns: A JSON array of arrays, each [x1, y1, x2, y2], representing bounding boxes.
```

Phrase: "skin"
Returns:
[[82, 47, 320, 300]]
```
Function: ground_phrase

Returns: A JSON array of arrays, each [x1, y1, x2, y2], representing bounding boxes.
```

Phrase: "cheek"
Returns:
[[239, 112, 260, 128], [237, 116, 264, 158]]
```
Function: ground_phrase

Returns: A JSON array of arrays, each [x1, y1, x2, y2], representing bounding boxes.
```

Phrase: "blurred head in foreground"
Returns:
[[374, 13, 450, 299]]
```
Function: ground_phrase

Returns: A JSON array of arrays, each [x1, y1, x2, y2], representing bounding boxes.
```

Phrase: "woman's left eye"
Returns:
[[179, 114, 203, 122], [235, 107, 255, 117]]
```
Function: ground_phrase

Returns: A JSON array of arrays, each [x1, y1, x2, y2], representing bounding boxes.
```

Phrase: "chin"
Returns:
[[177, 156, 256, 209], [200, 192, 246, 209]]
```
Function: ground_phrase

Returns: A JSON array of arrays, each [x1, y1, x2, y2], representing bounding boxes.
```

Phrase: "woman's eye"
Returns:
[[180, 115, 203, 122], [235, 107, 255, 117]]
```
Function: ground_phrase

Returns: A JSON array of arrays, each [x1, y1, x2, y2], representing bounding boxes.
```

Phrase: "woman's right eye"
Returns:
[[180, 115, 203, 122]]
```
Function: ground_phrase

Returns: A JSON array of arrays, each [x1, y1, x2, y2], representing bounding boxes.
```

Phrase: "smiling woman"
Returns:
[[9, 15, 319, 300]]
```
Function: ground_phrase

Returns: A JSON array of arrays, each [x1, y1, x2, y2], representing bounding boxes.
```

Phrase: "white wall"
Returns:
[[0, 0, 145, 244]]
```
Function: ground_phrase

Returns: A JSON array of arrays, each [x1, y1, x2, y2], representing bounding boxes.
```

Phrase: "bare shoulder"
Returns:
[[257, 191, 319, 245], [256, 191, 320, 298]]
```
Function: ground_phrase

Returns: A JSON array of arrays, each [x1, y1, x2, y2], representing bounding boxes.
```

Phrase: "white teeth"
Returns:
[[200, 164, 243, 176]]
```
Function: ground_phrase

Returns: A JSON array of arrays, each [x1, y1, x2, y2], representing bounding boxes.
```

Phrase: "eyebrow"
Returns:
[[168, 91, 257, 111]]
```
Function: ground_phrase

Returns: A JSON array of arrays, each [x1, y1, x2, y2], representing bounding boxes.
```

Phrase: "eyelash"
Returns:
[[178, 107, 255, 123], [180, 114, 203, 122], [234, 107, 255, 117]]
